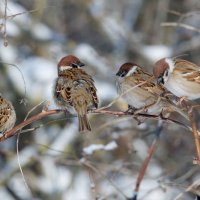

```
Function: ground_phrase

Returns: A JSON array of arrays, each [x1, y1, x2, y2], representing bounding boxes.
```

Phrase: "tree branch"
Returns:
[[161, 22, 200, 33], [0, 107, 193, 142], [188, 107, 200, 165], [0, 109, 61, 141]]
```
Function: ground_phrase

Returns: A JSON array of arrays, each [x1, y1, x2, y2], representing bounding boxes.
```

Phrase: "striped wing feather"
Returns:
[[175, 59, 200, 83]]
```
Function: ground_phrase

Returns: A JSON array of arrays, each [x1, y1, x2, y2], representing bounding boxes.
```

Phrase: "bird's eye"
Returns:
[[161, 77, 164, 84], [71, 63, 78, 68], [116, 70, 126, 77], [165, 70, 168, 77]]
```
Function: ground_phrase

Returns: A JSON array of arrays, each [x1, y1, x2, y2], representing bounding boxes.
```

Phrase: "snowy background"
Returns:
[[1, 0, 200, 199]]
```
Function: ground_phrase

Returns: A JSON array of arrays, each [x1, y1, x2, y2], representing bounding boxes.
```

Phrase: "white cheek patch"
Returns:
[[163, 71, 169, 83], [59, 65, 72, 71], [126, 66, 137, 77], [165, 58, 175, 73]]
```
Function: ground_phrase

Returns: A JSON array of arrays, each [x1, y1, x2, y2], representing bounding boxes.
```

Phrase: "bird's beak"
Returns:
[[157, 76, 164, 84], [116, 71, 121, 76], [79, 62, 85, 67], [116, 71, 125, 77]]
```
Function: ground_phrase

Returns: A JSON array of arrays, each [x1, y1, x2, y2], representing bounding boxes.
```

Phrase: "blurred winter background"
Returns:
[[1, 0, 200, 199]]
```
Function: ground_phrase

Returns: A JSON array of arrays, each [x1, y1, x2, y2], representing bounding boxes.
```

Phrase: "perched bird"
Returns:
[[0, 95, 16, 133], [116, 62, 188, 118], [153, 57, 200, 100], [53, 55, 99, 132]]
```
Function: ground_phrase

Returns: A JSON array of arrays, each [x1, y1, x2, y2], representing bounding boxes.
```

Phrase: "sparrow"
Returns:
[[116, 62, 188, 119], [53, 55, 99, 132], [153, 57, 200, 100], [0, 95, 16, 133]]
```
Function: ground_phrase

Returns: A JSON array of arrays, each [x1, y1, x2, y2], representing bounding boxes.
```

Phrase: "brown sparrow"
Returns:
[[0, 95, 16, 133], [53, 55, 99, 132], [116, 62, 188, 118], [153, 57, 200, 100]]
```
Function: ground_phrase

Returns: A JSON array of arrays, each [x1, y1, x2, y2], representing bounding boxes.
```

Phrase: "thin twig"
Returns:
[[83, 160, 128, 199], [188, 107, 200, 165], [7, 9, 38, 19], [166, 9, 182, 16], [93, 109, 190, 130], [161, 22, 200, 33], [0, 62, 27, 104], [160, 168, 200, 200], [0, 109, 61, 141], [97, 78, 154, 111], [166, 10, 200, 19], [16, 101, 46, 196], [177, 100, 200, 165], [94, 117, 133, 133]]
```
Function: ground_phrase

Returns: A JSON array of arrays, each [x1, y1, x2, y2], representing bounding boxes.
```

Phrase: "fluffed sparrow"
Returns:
[[116, 62, 188, 118], [0, 95, 16, 133], [153, 57, 200, 100], [53, 55, 99, 132]]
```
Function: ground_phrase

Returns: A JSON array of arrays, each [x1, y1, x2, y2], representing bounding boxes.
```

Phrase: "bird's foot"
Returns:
[[124, 105, 137, 115]]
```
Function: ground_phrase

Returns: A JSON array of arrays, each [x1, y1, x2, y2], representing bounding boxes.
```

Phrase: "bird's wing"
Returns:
[[175, 59, 200, 83]]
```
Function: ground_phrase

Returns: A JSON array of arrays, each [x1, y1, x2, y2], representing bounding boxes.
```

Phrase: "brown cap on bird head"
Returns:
[[116, 62, 142, 77], [153, 58, 169, 78], [57, 55, 85, 74]]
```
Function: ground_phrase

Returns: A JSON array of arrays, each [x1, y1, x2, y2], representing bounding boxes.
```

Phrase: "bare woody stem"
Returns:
[[188, 108, 200, 164], [179, 101, 200, 165], [131, 122, 163, 200], [0, 108, 193, 142], [134, 140, 158, 198], [0, 109, 61, 142]]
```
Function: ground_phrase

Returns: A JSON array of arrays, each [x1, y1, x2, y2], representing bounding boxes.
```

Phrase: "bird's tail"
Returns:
[[78, 114, 91, 132]]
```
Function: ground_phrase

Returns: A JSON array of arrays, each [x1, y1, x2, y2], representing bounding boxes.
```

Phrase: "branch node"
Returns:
[[42, 101, 51, 112]]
